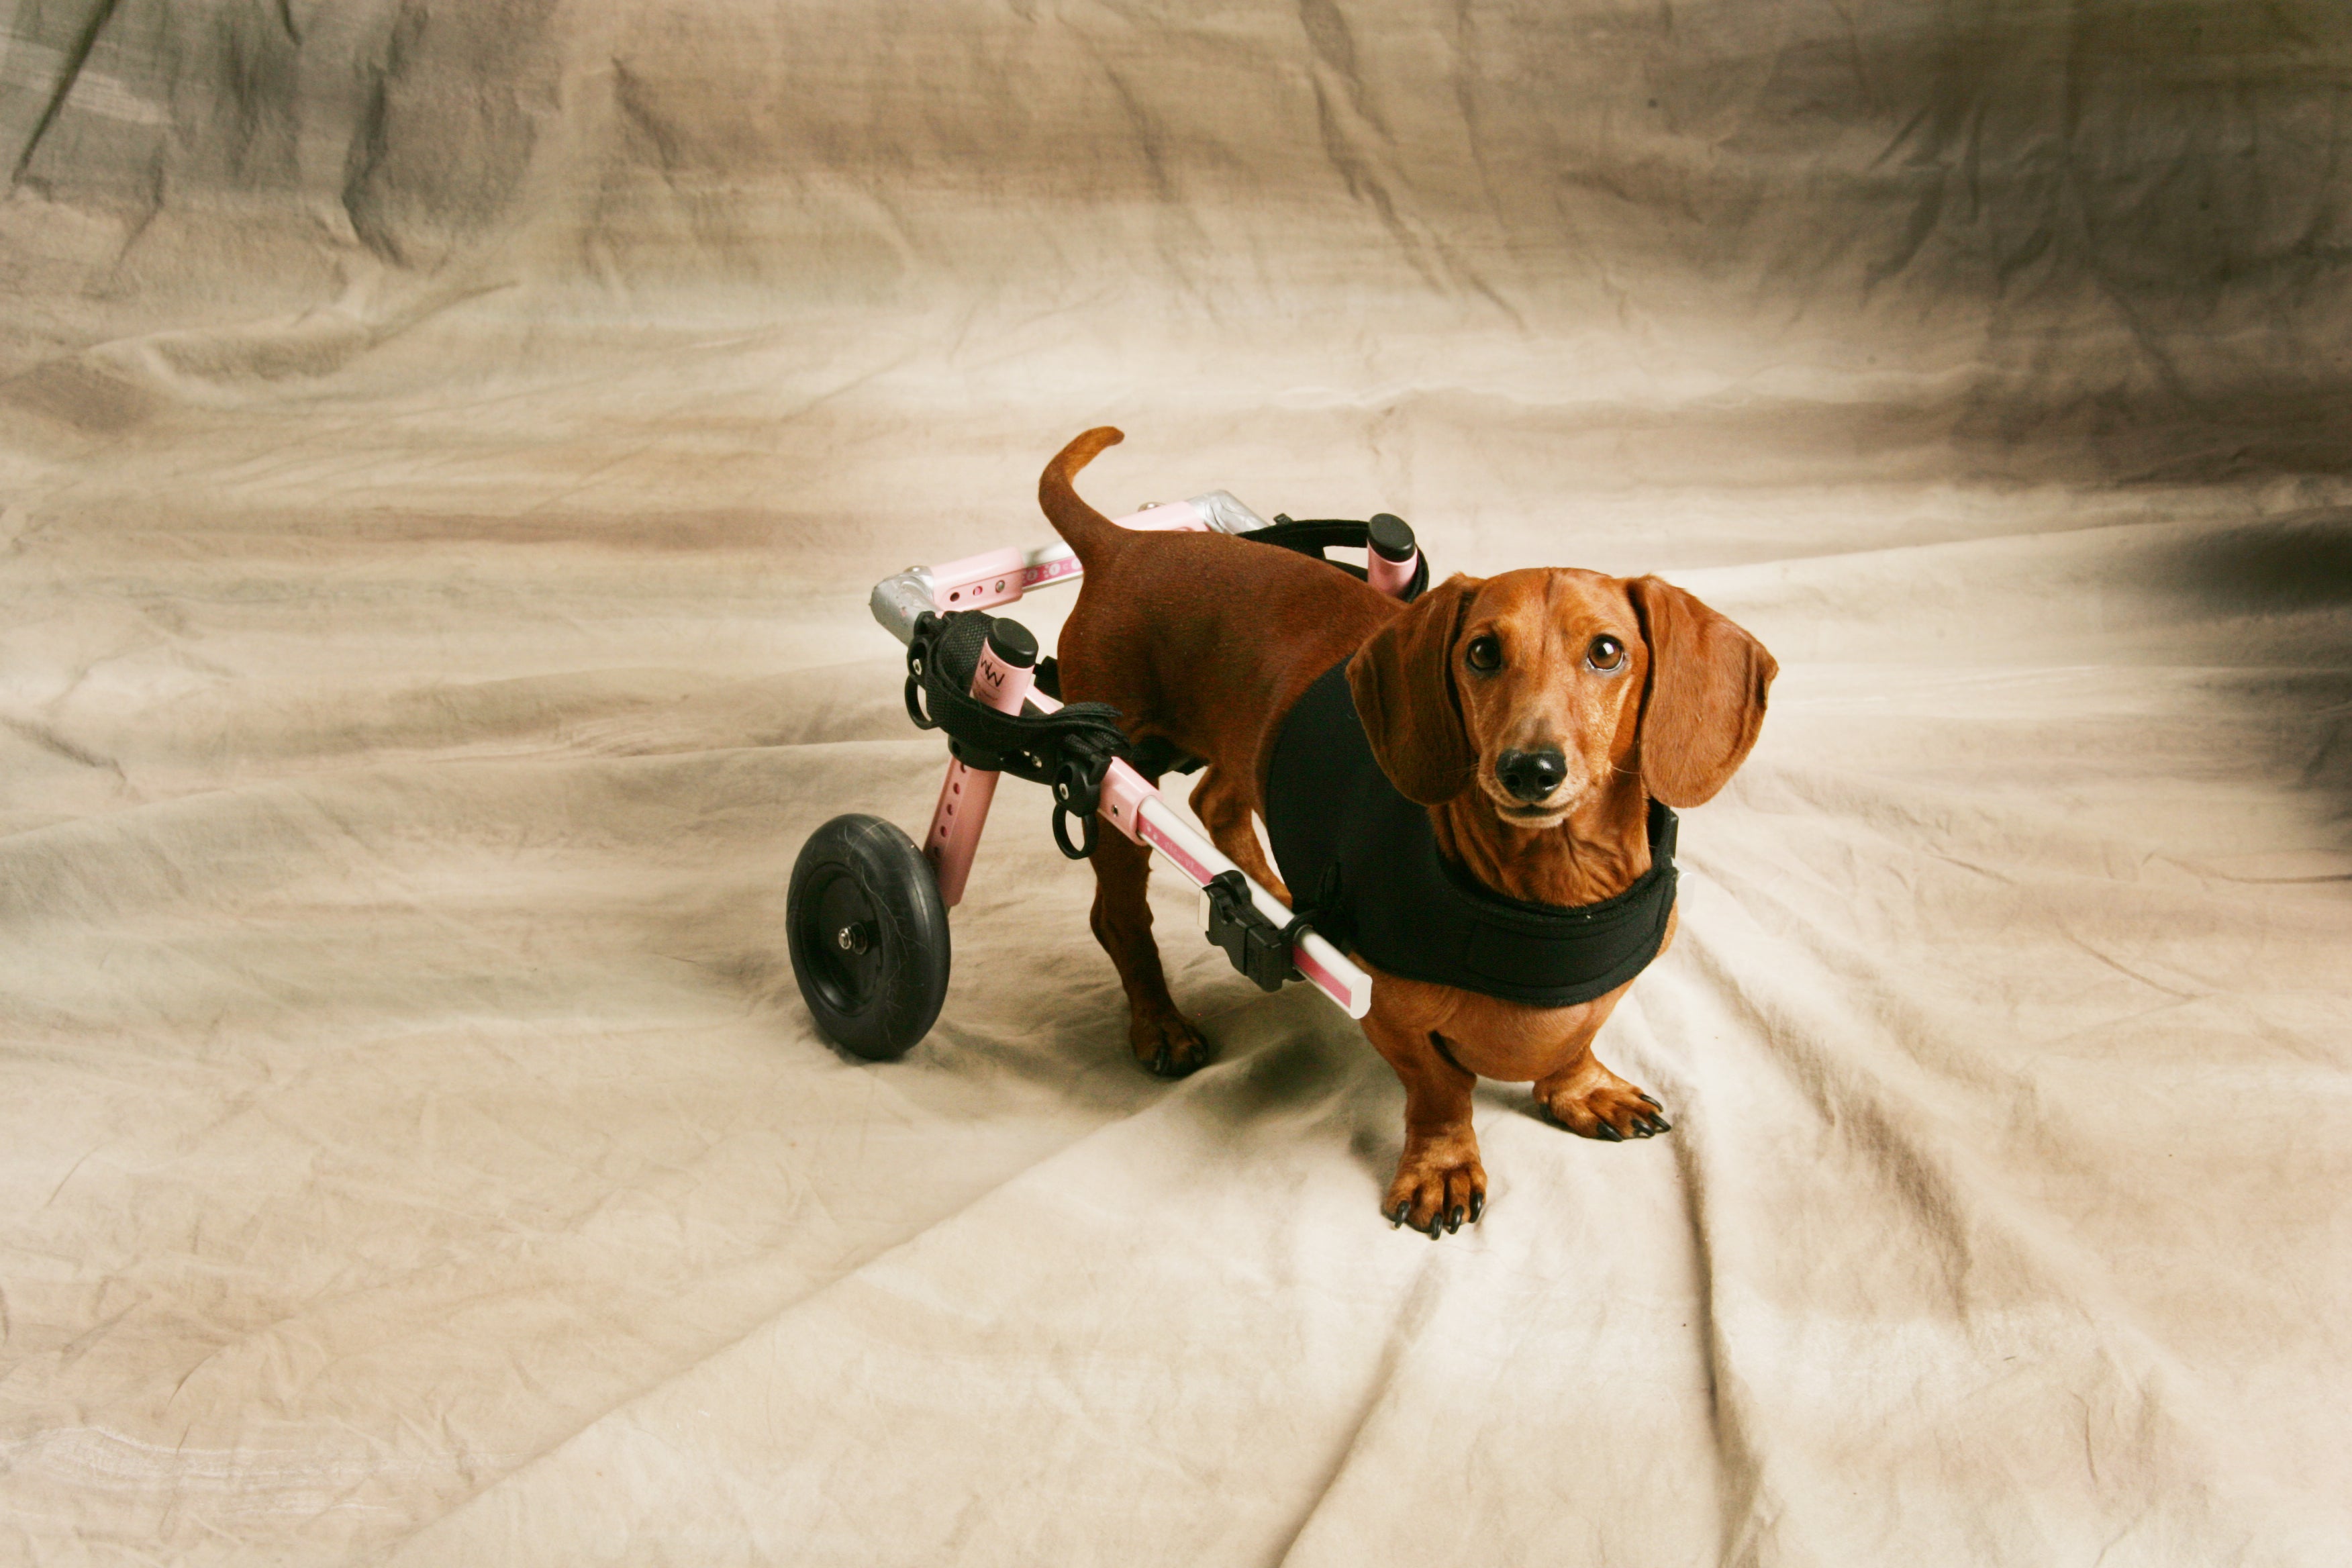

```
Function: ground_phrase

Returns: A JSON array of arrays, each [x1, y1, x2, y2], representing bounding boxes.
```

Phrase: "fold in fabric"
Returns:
[[5, 3, 2351, 1563]]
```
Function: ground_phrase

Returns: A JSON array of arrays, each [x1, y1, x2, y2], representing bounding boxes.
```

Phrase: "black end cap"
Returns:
[[985, 618, 1039, 669], [1368, 513, 1416, 562]]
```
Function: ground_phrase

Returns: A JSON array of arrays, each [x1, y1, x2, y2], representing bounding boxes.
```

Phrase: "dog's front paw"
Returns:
[[1383, 1132, 1487, 1238], [1130, 1008, 1212, 1079], [1537, 1060, 1671, 1141]]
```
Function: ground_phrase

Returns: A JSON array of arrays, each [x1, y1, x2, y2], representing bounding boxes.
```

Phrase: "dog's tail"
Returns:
[[1038, 426, 1128, 567]]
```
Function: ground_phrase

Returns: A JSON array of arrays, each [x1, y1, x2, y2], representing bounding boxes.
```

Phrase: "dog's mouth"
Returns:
[[1481, 775, 1581, 828]]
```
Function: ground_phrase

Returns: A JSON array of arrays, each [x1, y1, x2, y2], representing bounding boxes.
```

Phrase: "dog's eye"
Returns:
[[1465, 635, 1503, 673], [1587, 636, 1626, 672]]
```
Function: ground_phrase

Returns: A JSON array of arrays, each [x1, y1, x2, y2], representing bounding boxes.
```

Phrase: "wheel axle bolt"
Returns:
[[836, 923, 871, 954]]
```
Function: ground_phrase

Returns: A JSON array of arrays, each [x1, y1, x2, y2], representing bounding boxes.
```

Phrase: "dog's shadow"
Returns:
[[663, 842, 1587, 1208]]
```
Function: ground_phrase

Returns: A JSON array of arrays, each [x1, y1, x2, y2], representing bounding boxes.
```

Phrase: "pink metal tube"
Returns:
[[1365, 513, 1420, 600], [928, 501, 1214, 613], [946, 683, 1371, 1015], [1093, 756, 1372, 1018], [924, 622, 1038, 907]]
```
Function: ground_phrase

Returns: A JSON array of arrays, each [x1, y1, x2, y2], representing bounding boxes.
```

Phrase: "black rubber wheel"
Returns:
[[786, 814, 950, 1060]]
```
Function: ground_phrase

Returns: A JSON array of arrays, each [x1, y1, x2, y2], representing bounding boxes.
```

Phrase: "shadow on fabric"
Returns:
[[2165, 511, 2352, 832]]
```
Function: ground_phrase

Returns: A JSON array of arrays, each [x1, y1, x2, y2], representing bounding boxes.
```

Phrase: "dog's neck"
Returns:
[[1430, 776, 1653, 908]]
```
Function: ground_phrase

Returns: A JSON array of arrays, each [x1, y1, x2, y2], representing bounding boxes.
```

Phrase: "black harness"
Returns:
[[1263, 660, 1679, 1008]]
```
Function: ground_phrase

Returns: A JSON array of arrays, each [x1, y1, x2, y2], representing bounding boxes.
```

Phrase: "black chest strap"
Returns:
[[1263, 660, 1678, 1009]]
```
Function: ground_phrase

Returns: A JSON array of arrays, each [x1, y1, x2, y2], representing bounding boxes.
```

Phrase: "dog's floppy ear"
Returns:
[[1347, 574, 1483, 804], [1624, 575, 1777, 807]]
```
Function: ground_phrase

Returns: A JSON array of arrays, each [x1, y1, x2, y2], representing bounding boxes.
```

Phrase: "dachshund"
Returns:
[[1038, 428, 1775, 1235]]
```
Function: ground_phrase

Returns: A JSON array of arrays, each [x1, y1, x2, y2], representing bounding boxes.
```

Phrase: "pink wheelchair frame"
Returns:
[[869, 491, 1420, 1024]]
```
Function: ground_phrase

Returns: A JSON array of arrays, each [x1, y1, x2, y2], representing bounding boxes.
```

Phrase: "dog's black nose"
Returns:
[[1496, 748, 1568, 803]]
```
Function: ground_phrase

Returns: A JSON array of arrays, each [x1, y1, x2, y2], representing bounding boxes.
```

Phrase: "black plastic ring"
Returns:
[[1052, 801, 1098, 861]]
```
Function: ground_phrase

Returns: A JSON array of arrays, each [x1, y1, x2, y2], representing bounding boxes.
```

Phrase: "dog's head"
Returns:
[[1346, 569, 1776, 823]]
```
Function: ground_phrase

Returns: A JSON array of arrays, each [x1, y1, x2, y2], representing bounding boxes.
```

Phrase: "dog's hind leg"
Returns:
[[1087, 820, 1214, 1079]]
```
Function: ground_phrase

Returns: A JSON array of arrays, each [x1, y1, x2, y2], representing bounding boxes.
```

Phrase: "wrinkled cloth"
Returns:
[[3, 3, 2350, 1565]]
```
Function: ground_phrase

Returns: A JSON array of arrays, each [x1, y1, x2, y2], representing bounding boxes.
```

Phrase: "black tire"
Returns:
[[785, 814, 950, 1060]]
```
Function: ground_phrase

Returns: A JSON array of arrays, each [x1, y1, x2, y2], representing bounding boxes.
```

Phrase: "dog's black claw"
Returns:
[[1446, 1206, 1465, 1233], [1594, 1122, 1624, 1142], [1389, 1202, 1410, 1228], [1468, 1192, 1485, 1223], [1638, 1091, 1661, 1109], [1654, 1117, 1673, 1133], [1424, 1214, 1443, 1238]]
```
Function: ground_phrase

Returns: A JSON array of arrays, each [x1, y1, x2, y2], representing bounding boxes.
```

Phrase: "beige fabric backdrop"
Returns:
[[3, 2, 2350, 1563]]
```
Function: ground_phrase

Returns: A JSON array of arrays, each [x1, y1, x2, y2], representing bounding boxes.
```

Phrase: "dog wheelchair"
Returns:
[[786, 489, 1430, 1059]]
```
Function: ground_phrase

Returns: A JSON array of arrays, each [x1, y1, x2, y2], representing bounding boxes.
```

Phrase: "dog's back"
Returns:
[[1041, 427, 1395, 785]]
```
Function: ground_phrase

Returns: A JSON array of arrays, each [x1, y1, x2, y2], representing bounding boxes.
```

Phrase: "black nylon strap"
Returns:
[[904, 610, 1132, 791], [1246, 518, 1431, 601]]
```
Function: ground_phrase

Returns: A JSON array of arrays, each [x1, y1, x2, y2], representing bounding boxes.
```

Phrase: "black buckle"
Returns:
[[903, 608, 1139, 861], [1050, 754, 1112, 860], [1202, 871, 1303, 991], [903, 611, 944, 730]]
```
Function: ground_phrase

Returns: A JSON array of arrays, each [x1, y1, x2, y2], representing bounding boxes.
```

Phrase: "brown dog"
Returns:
[[1040, 428, 1775, 1234]]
